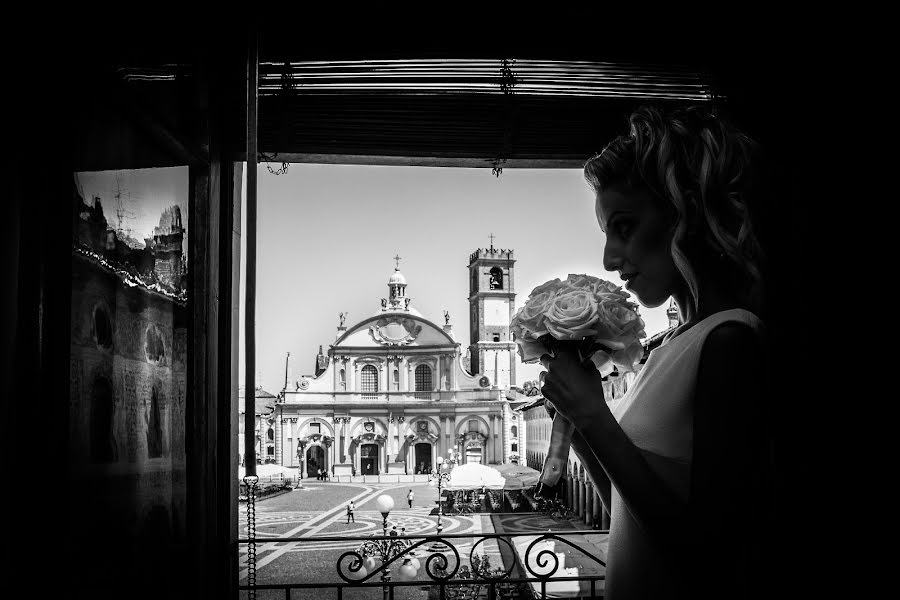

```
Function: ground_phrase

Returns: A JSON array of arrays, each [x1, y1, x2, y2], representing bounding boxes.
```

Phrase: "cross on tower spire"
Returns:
[[393, 254, 402, 270], [488, 233, 495, 250]]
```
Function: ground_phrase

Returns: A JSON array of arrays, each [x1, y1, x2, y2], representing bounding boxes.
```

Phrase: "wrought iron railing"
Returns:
[[237, 529, 607, 599]]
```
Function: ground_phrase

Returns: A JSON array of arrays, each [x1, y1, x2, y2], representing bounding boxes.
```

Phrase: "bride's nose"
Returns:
[[603, 241, 624, 273]]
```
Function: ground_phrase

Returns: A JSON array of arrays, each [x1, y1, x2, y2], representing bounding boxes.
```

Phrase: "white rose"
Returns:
[[529, 277, 565, 298], [544, 289, 601, 340], [515, 337, 550, 364], [517, 290, 557, 326], [562, 273, 599, 290], [593, 300, 645, 346], [611, 339, 645, 373], [510, 306, 550, 341]]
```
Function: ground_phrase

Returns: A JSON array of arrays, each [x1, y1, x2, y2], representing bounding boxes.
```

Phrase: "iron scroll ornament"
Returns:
[[336, 537, 461, 583], [522, 532, 607, 581]]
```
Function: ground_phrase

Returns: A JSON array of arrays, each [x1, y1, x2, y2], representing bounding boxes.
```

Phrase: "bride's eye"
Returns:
[[617, 221, 634, 239]]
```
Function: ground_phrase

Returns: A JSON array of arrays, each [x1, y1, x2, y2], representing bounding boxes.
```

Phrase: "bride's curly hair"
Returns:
[[584, 104, 769, 322]]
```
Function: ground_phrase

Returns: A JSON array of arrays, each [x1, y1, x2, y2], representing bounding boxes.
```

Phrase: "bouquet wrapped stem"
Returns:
[[536, 409, 575, 496], [509, 274, 646, 499]]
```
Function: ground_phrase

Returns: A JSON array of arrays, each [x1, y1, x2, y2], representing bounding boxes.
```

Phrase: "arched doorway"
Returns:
[[414, 443, 432, 474], [306, 445, 326, 478], [360, 443, 379, 475], [457, 429, 487, 465]]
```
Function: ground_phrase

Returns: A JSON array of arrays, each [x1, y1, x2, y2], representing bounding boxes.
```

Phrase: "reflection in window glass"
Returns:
[[70, 167, 188, 579]]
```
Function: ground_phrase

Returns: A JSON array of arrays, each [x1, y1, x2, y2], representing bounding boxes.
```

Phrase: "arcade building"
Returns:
[[275, 247, 521, 479]]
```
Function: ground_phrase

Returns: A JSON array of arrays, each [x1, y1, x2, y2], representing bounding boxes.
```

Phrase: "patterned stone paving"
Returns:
[[237, 482, 606, 599]]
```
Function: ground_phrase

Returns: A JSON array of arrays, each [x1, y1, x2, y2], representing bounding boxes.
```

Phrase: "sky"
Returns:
[[238, 163, 673, 394], [74, 167, 189, 255]]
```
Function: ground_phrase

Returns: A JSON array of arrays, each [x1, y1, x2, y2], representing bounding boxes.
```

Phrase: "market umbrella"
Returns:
[[445, 462, 506, 490], [491, 463, 541, 490], [238, 464, 298, 480]]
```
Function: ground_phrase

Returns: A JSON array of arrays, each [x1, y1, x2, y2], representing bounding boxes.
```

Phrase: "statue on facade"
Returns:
[[404, 297, 411, 309], [444, 310, 450, 325], [339, 312, 346, 327], [525, 380, 541, 396], [381, 298, 387, 309]]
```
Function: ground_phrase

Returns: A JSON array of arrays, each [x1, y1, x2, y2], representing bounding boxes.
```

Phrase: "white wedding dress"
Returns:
[[604, 308, 764, 599]]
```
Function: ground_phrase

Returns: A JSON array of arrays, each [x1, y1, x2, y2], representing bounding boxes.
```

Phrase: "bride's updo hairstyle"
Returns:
[[584, 105, 768, 322]]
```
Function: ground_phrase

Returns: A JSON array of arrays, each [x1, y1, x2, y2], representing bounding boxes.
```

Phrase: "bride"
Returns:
[[540, 105, 774, 600]]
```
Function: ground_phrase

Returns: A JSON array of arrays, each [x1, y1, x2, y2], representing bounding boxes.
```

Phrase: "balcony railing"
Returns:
[[237, 529, 607, 599]]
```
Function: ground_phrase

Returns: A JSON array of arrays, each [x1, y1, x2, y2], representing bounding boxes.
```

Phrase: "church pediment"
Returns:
[[334, 314, 455, 348], [369, 317, 422, 346]]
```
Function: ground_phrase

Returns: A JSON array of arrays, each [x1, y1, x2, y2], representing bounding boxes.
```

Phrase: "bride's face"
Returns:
[[595, 183, 683, 308]]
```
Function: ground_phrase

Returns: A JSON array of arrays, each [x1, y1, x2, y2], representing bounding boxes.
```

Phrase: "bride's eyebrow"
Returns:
[[605, 211, 632, 230]]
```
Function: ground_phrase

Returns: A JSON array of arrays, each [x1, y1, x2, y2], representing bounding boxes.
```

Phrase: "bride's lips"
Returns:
[[622, 273, 639, 289]]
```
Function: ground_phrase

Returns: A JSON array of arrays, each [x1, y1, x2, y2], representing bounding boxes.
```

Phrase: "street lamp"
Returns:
[[427, 454, 455, 553], [357, 494, 419, 600]]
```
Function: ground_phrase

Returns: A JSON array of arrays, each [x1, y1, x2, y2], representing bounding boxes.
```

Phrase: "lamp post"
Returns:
[[357, 494, 418, 600], [428, 456, 453, 535], [427, 453, 455, 552]]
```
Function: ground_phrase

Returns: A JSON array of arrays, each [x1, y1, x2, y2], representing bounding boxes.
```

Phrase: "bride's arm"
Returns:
[[544, 402, 612, 515], [542, 324, 766, 551]]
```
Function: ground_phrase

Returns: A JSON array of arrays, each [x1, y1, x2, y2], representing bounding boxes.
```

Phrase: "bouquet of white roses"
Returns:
[[510, 273, 647, 377], [512, 274, 646, 497]]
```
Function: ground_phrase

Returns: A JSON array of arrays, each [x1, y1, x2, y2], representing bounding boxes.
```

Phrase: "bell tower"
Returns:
[[666, 298, 680, 329], [467, 235, 516, 388]]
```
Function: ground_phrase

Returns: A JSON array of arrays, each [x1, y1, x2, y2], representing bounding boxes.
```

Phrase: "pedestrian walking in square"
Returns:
[[346, 500, 355, 523], [407, 489, 414, 508]]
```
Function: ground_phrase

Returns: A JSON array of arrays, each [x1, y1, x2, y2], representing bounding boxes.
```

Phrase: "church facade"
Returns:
[[275, 247, 521, 480]]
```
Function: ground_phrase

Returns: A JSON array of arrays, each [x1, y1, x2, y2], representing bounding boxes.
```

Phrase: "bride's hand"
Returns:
[[540, 343, 607, 422]]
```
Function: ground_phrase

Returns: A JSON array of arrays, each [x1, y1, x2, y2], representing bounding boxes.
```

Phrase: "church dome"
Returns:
[[389, 269, 406, 285]]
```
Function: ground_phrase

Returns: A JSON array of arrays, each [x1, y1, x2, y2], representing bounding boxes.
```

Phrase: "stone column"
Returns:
[[585, 482, 594, 527], [330, 436, 337, 475], [343, 417, 351, 463], [379, 363, 387, 397], [407, 362, 414, 397], [400, 357, 408, 392], [568, 475, 575, 513], [581, 480, 589, 521], [352, 362, 359, 395], [275, 416, 283, 466], [575, 477, 583, 517], [450, 353, 458, 390], [384, 418, 391, 464], [334, 359, 339, 390], [492, 415, 500, 463]]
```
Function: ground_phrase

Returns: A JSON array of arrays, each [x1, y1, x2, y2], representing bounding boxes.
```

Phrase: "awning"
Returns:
[[491, 463, 541, 489], [238, 464, 297, 480], [445, 462, 540, 491]]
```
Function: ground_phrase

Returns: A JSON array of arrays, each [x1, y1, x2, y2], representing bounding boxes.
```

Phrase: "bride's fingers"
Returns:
[[540, 353, 553, 370]]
